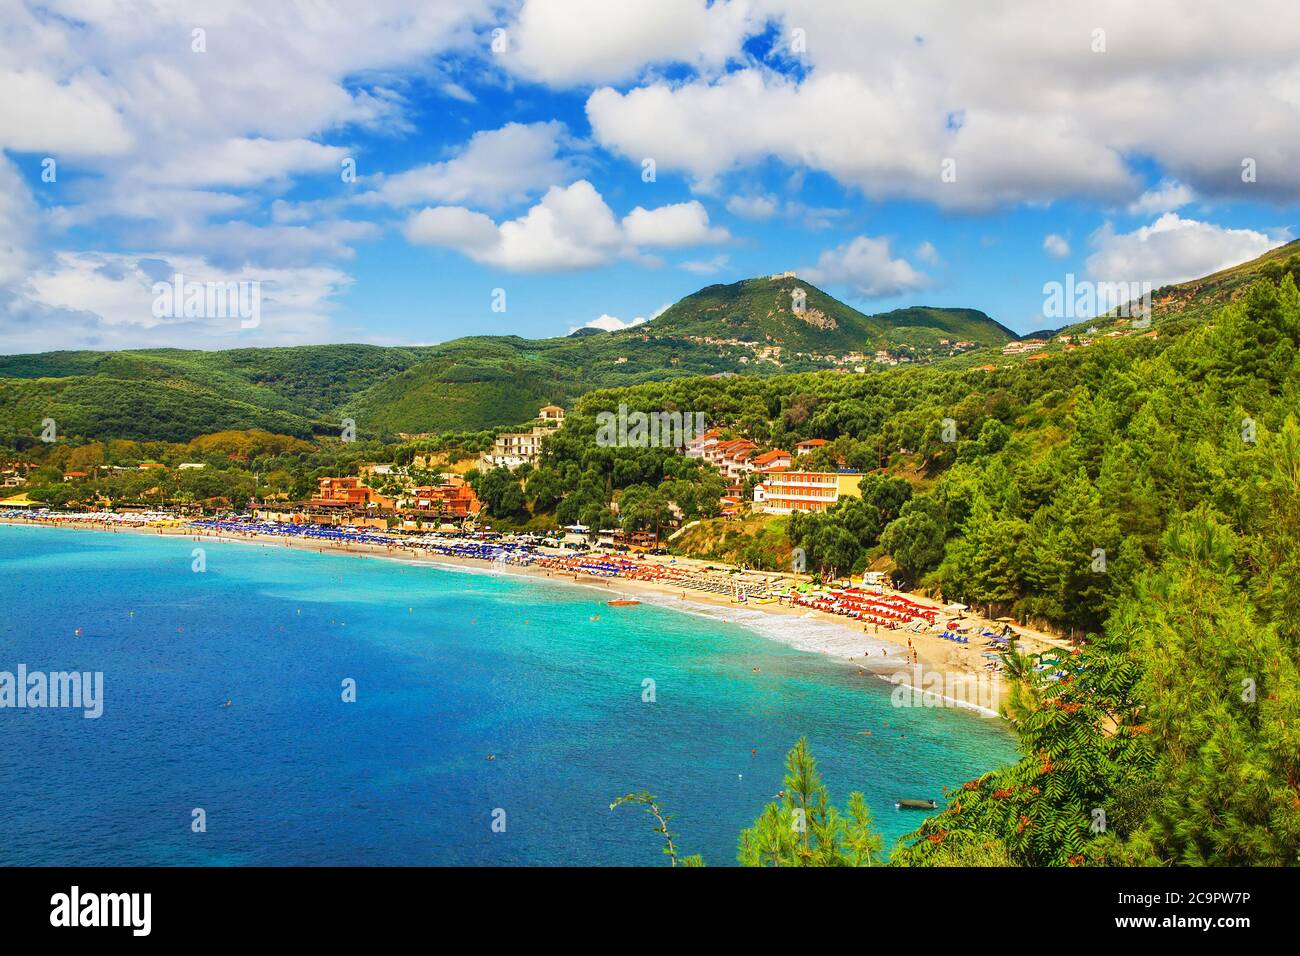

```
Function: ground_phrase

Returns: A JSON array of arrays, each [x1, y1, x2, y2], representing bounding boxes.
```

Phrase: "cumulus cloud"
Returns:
[[680, 254, 730, 275], [404, 181, 727, 271], [1043, 234, 1071, 258], [143, 138, 349, 189], [7, 251, 351, 352], [726, 194, 779, 219], [0, 157, 38, 287], [915, 241, 940, 265], [1085, 213, 1285, 288], [583, 2, 1300, 205], [505, 0, 754, 86], [0, 70, 133, 157], [621, 201, 729, 247], [1127, 180, 1196, 216], [579, 313, 648, 332], [0, 0, 493, 333], [588, 68, 1135, 208], [801, 235, 928, 299], [364, 121, 577, 209], [405, 181, 621, 271]]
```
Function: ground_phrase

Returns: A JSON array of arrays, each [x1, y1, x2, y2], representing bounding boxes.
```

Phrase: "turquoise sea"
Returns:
[[0, 524, 1015, 865]]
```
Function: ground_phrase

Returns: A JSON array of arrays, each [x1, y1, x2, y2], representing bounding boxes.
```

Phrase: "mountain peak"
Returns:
[[646, 275, 1013, 352]]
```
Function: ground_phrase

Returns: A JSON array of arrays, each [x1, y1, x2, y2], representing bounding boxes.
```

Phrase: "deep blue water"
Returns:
[[0, 524, 1015, 865]]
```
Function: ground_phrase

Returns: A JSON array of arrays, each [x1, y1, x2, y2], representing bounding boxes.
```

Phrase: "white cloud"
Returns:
[[579, 313, 648, 332], [0, 157, 38, 287], [403, 206, 503, 252], [0, 0, 493, 307], [144, 138, 349, 189], [583, 3, 1300, 205], [440, 82, 477, 103], [1043, 234, 1071, 258], [622, 201, 729, 247], [0, 70, 133, 156], [680, 254, 730, 275], [726, 194, 779, 219], [365, 121, 576, 209], [725, 193, 843, 229], [801, 235, 928, 298], [915, 241, 940, 265], [506, 0, 754, 86], [1127, 180, 1196, 216], [405, 181, 620, 271], [588, 68, 1135, 207], [1085, 213, 1285, 288], [404, 181, 727, 271], [8, 251, 351, 352]]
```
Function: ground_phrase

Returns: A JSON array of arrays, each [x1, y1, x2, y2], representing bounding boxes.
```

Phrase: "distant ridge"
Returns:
[[12, 242, 1289, 442]]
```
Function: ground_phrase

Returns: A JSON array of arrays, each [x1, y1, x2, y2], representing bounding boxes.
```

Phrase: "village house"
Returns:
[[485, 405, 566, 469], [794, 438, 828, 456], [749, 449, 793, 471], [309, 476, 386, 509], [685, 428, 723, 459], [1002, 339, 1047, 355], [722, 444, 760, 479], [704, 438, 758, 476], [757, 470, 863, 515], [404, 477, 481, 518]]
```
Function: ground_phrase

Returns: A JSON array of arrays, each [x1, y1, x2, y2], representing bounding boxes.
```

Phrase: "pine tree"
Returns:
[[737, 738, 883, 867]]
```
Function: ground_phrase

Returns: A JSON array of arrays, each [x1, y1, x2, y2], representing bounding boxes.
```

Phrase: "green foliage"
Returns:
[[1092, 502, 1300, 865], [786, 474, 913, 578], [894, 634, 1151, 867], [737, 737, 883, 866], [894, 279, 1300, 866], [609, 793, 704, 867], [467, 467, 527, 521]]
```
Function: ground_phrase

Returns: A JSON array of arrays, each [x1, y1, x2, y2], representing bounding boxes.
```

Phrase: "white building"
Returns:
[[485, 405, 565, 469]]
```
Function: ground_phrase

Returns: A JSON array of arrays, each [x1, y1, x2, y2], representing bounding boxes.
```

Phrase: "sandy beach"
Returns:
[[1, 515, 1071, 714]]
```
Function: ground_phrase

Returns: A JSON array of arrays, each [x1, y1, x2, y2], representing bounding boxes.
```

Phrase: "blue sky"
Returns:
[[2, 0, 1297, 353]]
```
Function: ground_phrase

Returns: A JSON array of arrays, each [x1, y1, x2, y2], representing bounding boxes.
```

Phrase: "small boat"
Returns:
[[607, 598, 640, 606], [895, 798, 937, 810]]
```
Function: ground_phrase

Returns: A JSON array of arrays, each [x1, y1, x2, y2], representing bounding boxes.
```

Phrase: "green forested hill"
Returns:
[[4, 252, 1290, 443], [1047, 237, 1300, 339], [507, 271, 1300, 867], [0, 277, 1013, 441], [0, 345, 437, 443], [648, 275, 1015, 350]]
